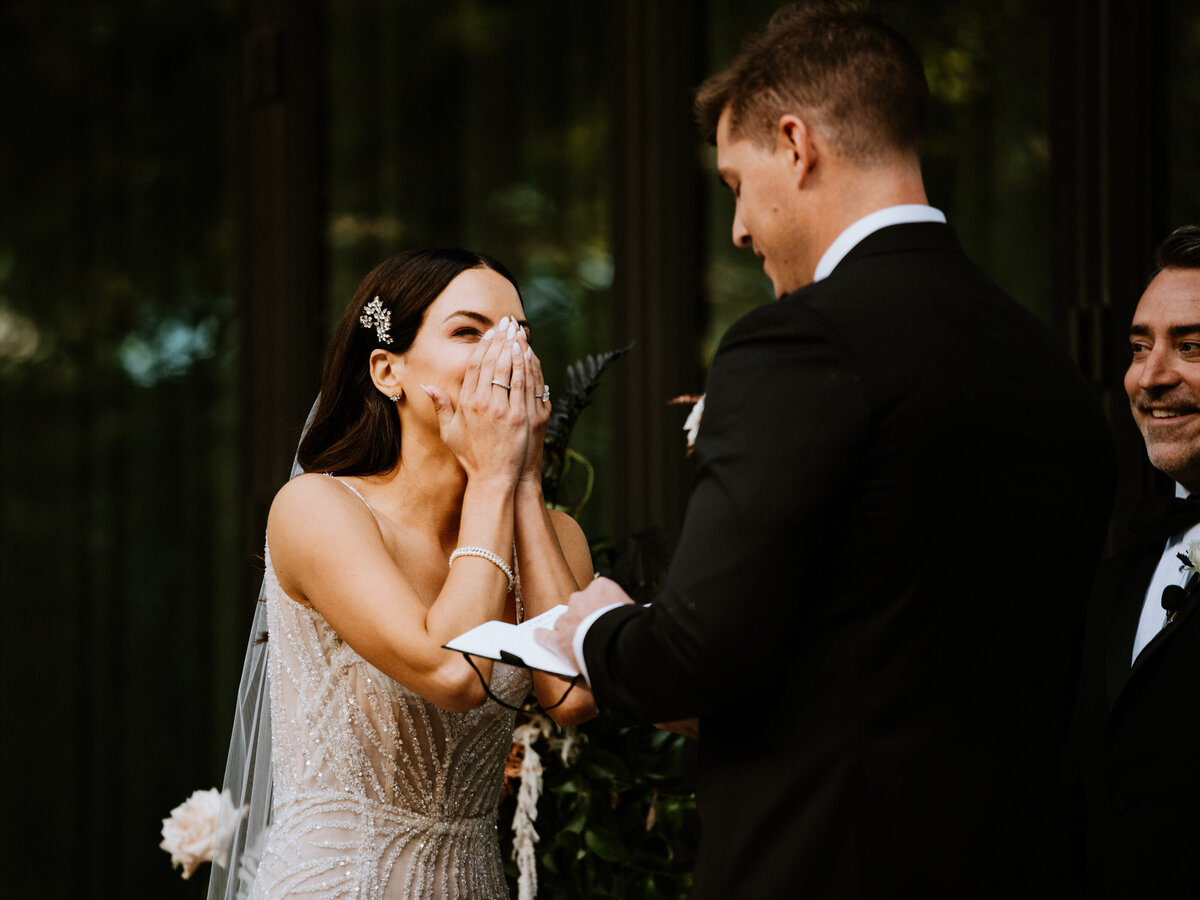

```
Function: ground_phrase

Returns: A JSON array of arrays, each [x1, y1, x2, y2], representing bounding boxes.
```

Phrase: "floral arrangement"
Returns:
[[500, 366, 701, 900], [160, 787, 245, 880], [506, 711, 586, 900], [500, 681, 698, 899]]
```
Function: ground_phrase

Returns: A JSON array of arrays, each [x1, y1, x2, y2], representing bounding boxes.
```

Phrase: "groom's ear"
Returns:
[[777, 114, 817, 188], [368, 349, 404, 401]]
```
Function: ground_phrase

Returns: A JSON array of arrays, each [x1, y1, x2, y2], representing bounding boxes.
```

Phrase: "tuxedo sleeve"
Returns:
[[583, 300, 871, 723]]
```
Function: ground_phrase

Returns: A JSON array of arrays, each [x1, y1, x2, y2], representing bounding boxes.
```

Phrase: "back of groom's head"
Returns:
[[694, 0, 929, 164]]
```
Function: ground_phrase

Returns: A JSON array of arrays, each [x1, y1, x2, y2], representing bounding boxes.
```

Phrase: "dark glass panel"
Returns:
[[326, 0, 616, 538], [1169, 1, 1200, 226], [0, 0, 238, 895]]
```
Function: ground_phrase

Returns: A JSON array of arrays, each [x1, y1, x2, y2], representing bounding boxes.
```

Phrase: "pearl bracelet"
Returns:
[[448, 546, 514, 592]]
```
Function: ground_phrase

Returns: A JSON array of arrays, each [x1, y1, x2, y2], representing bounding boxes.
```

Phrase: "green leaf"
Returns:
[[582, 748, 633, 783], [632, 874, 658, 900], [562, 801, 590, 834], [585, 825, 632, 863]]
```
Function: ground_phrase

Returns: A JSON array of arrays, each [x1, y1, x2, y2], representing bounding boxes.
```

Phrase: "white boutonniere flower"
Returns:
[[160, 787, 245, 879], [1177, 539, 1200, 576], [670, 393, 705, 455], [1166, 539, 1200, 624], [683, 394, 705, 450]]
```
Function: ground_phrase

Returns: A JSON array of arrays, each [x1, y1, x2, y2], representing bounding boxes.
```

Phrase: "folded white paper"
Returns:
[[444, 604, 579, 678]]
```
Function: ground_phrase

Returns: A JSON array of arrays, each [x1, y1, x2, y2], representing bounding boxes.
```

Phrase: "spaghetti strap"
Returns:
[[322, 472, 383, 525]]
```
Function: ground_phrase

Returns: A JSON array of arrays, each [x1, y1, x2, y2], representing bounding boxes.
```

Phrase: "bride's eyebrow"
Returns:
[[443, 310, 490, 326], [442, 310, 529, 329]]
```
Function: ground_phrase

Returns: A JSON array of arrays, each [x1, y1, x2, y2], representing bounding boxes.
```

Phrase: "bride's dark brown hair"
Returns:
[[297, 248, 522, 476]]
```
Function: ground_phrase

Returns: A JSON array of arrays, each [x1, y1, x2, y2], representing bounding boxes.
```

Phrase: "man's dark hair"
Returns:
[[694, 1, 928, 163], [1153, 225, 1200, 274]]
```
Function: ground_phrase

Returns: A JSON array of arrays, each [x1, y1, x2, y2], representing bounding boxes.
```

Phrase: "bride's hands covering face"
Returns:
[[516, 329, 550, 487], [425, 316, 530, 487]]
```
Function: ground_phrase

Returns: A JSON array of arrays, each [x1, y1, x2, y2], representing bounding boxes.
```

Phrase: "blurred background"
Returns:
[[2, 0, 1197, 895]]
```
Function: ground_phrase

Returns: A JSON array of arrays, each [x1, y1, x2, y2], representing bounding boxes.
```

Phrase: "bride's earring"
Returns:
[[388, 391, 400, 403]]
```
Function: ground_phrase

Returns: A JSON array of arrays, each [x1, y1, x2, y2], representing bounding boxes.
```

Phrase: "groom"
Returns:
[[542, 3, 1115, 898]]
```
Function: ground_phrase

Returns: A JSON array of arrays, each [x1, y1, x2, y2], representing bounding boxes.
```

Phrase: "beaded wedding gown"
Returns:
[[248, 543, 531, 899]]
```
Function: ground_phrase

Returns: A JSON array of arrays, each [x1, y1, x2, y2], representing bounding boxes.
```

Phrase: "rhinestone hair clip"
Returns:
[[359, 295, 392, 345]]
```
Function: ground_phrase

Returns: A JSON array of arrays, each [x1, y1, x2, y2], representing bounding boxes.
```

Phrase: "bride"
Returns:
[[215, 248, 596, 899]]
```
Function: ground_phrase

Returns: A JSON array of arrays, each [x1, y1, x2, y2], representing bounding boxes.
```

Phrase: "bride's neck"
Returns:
[[365, 432, 468, 545]]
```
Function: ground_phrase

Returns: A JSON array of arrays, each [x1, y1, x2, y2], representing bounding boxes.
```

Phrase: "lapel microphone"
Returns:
[[1161, 573, 1197, 624], [1161, 584, 1186, 616]]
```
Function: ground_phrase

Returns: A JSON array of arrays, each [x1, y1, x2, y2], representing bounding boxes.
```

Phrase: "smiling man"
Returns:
[[540, 3, 1116, 897], [1071, 224, 1200, 898], [1127, 243, 1200, 488]]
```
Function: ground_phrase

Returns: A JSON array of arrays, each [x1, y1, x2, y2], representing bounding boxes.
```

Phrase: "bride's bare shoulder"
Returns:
[[269, 473, 370, 538], [274, 471, 337, 502]]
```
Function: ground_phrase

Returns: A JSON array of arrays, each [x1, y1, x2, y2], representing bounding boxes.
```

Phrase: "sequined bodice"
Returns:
[[250, 548, 530, 899]]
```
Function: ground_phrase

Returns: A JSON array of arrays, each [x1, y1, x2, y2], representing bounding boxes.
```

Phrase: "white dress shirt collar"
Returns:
[[813, 204, 947, 283], [1132, 482, 1196, 663]]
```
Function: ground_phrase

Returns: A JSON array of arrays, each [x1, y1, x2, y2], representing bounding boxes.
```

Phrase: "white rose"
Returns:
[[160, 787, 244, 879]]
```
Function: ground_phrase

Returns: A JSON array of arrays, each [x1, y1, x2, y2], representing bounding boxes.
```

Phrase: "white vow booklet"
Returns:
[[444, 604, 579, 679]]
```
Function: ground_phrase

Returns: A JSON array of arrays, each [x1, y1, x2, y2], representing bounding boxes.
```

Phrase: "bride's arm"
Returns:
[[515, 491, 598, 725], [268, 472, 515, 712], [512, 332, 599, 726]]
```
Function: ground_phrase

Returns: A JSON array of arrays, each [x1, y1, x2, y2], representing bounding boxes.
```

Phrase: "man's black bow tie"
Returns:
[[1128, 495, 1200, 541]]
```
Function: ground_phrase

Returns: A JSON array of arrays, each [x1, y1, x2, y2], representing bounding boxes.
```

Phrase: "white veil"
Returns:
[[207, 398, 318, 899]]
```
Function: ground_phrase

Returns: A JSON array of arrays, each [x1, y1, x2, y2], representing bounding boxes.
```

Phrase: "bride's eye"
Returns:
[[452, 326, 481, 338]]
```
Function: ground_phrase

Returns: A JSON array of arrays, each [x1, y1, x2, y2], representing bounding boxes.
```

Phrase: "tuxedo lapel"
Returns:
[[1106, 539, 1200, 705], [1128, 568, 1200, 680], [1105, 545, 1160, 707]]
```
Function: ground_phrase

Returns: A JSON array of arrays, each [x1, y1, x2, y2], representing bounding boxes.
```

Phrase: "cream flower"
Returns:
[[682, 394, 705, 450], [160, 787, 244, 879]]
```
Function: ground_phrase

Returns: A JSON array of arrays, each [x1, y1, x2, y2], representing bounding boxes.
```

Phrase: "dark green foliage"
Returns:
[[500, 714, 700, 899], [592, 527, 674, 604], [541, 343, 634, 509], [499, 349, 698, 898]]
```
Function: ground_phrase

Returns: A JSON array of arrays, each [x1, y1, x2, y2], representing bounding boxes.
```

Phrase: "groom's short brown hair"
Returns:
[[695, 1, 929, 164]]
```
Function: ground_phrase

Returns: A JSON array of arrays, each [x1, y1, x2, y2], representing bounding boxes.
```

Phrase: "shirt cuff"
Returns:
[[573, 602, 625, 686]]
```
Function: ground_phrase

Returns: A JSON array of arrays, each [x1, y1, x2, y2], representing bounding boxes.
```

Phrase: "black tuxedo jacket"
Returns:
[[583, 223, 1116, 899], [1071, 535, 1200, 898]]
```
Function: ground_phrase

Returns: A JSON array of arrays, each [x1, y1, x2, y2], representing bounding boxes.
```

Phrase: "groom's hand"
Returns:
[[535, 577, 633, 674]]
